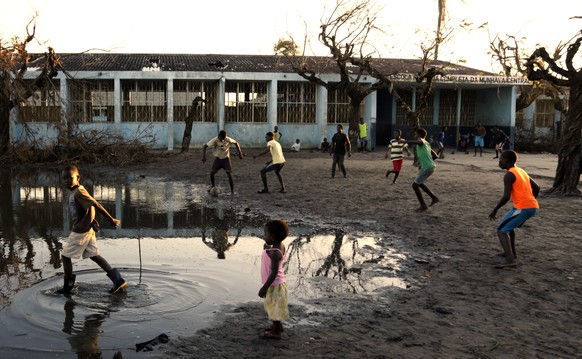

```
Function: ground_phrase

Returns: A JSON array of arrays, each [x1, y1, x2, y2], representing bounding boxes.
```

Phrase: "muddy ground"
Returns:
[[113, 148, 582, 359]]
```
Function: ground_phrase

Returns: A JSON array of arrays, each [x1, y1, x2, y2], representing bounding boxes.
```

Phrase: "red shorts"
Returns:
[[392, 159, 403, 172]]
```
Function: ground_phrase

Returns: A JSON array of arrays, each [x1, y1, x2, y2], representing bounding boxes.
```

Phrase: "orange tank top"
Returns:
[[509, 167, 539, 209]]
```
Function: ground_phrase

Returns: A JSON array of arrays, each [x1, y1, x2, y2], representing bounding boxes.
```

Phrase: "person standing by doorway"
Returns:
[[330, 124, 352, 178], [358, 118, 368, 152], [473, 122, 486, 157]]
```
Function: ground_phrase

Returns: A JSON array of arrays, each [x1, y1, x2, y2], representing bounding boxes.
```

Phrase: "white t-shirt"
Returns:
[[291, 142, 300, 152], [206, 136, 237, 159], [268, 140, 285, 164]]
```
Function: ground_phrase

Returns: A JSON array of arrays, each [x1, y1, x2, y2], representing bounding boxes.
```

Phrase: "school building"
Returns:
[[13, 53, 554, 150]]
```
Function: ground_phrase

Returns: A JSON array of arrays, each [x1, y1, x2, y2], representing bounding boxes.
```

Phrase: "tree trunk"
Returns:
[[0, 103, 11, 154], [549, 82, 582, 195], [181, 115, 194, 153], [347, 101, 361, 150]]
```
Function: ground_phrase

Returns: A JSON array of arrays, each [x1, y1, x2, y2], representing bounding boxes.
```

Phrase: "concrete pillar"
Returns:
[[114, 77, 122, 133], [456, 88, 462, 144], [364, 89, 377, 150], [316, 85, 328, 142], [60, 77, 69, 128], [167, 78, 174, 150], [267, 79, 277, 129], [433, 90, 440, 126], [217, 76, 225, 131]]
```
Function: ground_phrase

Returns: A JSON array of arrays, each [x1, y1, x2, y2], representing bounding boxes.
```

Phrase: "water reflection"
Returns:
[[201, 207, 242, 259], [0, 167, 407, 357], [62, 299, 108, 358]]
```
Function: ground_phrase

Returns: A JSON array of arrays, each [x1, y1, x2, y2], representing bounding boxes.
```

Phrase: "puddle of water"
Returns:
[[0, 168, 407, 358]]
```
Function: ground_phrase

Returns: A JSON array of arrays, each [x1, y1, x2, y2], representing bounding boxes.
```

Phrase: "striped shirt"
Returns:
[[388, 139, 408, 161]]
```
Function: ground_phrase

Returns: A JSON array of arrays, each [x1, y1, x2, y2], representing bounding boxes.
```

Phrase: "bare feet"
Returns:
[[430, 198, 440, 206], [495, 262, 517, 269]]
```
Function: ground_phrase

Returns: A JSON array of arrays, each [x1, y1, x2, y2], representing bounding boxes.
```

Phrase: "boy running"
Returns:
[[385, 129, 410, 183], [405, 128, 440, 211]]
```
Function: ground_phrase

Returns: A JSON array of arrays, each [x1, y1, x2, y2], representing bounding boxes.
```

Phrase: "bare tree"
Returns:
[[489, 33, 567, 114], [281, 0, 448, 146], [181, 96, 206, 153], [0, 16, 62, 154], [435, 0, 447, 60], [525, 30, 582, 195]]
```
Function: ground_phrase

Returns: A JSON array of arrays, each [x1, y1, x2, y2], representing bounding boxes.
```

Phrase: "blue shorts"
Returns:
[[414, 167, 435, 184], [498, 208, 538, 234], [474, 136, 484, 147]]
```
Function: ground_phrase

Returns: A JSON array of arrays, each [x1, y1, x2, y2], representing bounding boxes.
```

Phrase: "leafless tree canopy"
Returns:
[[281, 0, 449, 136], [524, 29, 582, 195]]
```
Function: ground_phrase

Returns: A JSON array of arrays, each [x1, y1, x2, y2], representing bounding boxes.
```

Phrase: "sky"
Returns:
[[0, 0, 580, 73]]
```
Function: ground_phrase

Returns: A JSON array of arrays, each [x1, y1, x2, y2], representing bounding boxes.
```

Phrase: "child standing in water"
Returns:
[[258, 219, 289, 339], [58, 165, 126, 295]]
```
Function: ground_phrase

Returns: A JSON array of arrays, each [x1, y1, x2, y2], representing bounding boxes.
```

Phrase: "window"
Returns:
[[18, 80, 61, 123], [416, 89, 434, 126], [121, 80, 167, 122], [535, 99, 554, 127], [68, 80, 114, 123], [225, 81, 267, 123], [438, 89, 457, 127], [173, 80, 217, 122], [327, 86, 359, 124], [395, 89, 413, 125], [515, 108, 525, 128], [277, 82, 316, 124], [459, 90, 476, 126]]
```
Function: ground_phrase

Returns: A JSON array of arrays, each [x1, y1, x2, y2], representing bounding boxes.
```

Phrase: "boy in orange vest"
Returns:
[[489, 151, 540, 269]]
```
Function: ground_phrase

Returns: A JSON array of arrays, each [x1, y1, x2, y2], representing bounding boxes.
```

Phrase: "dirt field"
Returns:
[[121, 147, 581, 359]]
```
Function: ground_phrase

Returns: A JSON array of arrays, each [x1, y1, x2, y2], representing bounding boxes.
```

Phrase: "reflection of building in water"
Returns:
[[201, 206, 241, 259], [62, 300, 108, 358], [1, 169, 266, 305]]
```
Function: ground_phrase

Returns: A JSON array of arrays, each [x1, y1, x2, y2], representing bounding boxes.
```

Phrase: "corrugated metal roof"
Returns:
[[28, 53, 493, 75]]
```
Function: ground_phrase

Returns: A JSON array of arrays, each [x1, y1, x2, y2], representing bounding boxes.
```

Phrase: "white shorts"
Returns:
[[61, 229, 99, 259]]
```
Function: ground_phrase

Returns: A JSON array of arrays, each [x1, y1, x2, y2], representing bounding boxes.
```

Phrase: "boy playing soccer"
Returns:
[[385, 129, 410, 183], [489, 151, 540, 269]]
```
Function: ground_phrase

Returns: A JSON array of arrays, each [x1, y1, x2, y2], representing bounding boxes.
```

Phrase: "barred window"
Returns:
[[327, 86, 358, 124], [173, 80, 218, 122], [416, 89, 434, 126], [68, 80, 114, 123], [121, 80, 167, 122], [18, 80, 61, 123], [535, 99, 554, 127], [225, 81, 267, 123], [438, 89, 457, 127], [515, 108, 525, 128], [459, 90, 476, 126], [277, 82, 316, 124], [395, 89, 413, 125]]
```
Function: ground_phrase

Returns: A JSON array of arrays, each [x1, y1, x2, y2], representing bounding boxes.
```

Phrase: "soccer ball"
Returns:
[[209, 187, 220, 197]]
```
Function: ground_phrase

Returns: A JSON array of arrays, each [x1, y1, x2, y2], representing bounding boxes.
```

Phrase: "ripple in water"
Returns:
[[0, 267, 252, 358]]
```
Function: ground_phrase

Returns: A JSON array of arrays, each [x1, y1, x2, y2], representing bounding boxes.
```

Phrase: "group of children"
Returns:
[[58, 167, 291, 339], [385, 127, 539, 268], [57, 123, 538, 342]]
